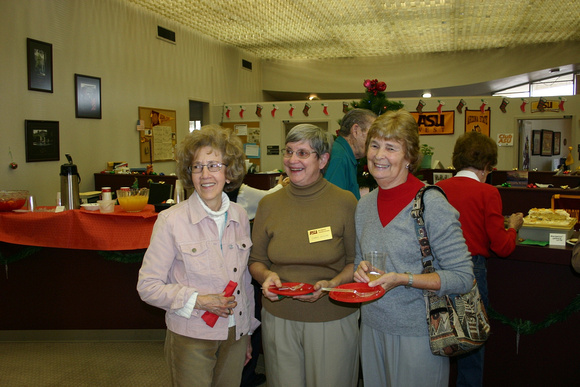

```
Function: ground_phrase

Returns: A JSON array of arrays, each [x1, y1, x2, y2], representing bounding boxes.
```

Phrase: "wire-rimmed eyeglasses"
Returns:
[[282, 148, 317, 159], [187, 162, 227, 174]]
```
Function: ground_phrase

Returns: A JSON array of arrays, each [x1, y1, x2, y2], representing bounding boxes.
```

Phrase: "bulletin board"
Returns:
[[138, 106, 177, 163], [221, 121, 261, 170]]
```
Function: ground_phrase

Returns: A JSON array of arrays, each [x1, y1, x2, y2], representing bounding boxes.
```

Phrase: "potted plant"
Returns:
[[420, 144, 434, 169]]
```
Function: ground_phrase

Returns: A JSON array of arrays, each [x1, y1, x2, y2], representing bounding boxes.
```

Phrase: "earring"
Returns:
[[406, 164, 410, 169]]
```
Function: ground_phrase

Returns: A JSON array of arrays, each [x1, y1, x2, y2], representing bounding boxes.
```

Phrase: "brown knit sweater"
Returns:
[[249, 175, 359, 322]]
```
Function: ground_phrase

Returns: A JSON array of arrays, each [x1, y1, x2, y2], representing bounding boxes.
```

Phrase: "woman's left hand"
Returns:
[[293, 280, 331, 302], [368, 272, 405, 292]]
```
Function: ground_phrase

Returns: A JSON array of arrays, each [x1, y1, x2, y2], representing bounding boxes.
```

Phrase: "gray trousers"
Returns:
[[261, 308, 360, 387], [360, 323, 449, 387]]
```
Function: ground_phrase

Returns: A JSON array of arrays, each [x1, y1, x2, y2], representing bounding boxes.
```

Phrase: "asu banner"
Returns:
[[411, 111, 455, 135], [465, 109, 490, 136]]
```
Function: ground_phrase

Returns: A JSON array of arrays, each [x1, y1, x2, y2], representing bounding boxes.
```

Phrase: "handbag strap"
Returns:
[[410, 185, 447, 271]]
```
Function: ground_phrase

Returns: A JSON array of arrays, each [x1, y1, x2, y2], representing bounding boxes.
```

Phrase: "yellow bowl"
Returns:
[[116, 188, 149, 212]]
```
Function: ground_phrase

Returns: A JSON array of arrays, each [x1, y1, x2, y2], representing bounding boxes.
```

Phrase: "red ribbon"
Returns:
[[201, 280, 238, 328]]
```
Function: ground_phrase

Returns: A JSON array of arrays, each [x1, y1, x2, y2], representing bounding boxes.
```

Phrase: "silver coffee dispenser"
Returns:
[[60, 153, 81, 210]]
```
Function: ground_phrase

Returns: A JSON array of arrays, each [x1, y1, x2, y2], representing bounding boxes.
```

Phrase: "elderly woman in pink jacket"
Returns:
[[137, 125, 259, 387]]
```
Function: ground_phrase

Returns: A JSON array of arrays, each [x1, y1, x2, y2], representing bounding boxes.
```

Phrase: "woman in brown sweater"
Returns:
[[249, 124, 359, 387]]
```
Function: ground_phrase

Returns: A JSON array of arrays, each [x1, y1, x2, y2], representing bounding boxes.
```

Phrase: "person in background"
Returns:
[[227, 174, 290, 221], [354, 109, 473, 387], [572, 242, 580, 273], [137, 125, 260, 387], [436, 131, 524, 387], [325, 108, 377, 199], [249, 124, 360, 387]]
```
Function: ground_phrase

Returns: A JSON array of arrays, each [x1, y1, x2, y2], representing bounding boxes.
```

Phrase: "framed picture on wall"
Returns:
[[540, 129, 553, 156], [25, 120, 60, 162], [532, 130, 541, 155], [27, 38, 53, 93], [553, 132, 561, 155], [75, 74, 102, 119]]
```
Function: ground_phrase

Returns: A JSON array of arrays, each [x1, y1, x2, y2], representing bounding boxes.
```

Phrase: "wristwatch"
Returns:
[[404, 272, 413, 289]]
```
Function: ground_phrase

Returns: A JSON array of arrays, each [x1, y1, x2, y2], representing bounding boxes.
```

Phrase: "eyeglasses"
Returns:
[[282, 148, 317, 159], [188, 162, 227, 174]]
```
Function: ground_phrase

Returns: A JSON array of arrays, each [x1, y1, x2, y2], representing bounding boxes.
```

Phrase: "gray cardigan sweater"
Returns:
[[354, 186, 473, 337]]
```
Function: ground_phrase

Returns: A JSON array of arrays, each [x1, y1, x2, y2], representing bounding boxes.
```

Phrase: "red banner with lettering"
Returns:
[[411, 111, 455, 135]]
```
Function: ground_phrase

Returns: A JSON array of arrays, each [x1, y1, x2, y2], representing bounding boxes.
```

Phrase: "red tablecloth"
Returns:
[[0, 205, 158, 250]]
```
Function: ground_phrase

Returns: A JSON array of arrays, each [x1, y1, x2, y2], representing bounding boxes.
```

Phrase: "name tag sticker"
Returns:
[[308, 226, 332, 243]]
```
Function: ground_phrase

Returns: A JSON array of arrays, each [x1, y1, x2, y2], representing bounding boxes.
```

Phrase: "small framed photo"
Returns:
[[532, 130, 541, 155], [25, 120, 60, 162], [553, 132, 561, 155], [433, 172, 453, 184], [75, 74, 101, 119], [27, 38, 53, 93], [540, 129, 553, 156]]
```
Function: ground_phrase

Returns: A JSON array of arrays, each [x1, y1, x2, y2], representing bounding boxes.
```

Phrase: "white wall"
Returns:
[[1, 0, 263, 205], [214, 96, 580, 173]]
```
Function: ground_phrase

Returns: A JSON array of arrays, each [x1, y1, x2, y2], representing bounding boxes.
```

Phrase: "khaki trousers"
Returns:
[[164, 327, 249, 387], [261, 308, 360, 387]]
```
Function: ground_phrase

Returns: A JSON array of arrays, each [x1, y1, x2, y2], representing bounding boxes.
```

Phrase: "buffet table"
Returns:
[[478, 243, 580, 386], [0, 205, 158, 251], [0, 206, 165, 331]]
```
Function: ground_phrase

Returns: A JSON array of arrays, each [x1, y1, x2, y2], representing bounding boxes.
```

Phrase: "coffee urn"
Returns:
[[60, 153, 81, 210]]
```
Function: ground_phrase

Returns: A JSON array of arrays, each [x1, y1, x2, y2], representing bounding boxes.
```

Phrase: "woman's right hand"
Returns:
[[354, 260, 385, 283], [195, 293, 237, 318], [261, 271, 283, 302], [508, 212, 524, 231]]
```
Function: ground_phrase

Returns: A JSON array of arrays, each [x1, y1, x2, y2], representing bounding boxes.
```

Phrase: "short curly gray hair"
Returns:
[[175, 124, 246, 192]]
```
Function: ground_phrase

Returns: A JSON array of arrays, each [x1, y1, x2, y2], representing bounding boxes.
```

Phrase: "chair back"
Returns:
[[148, 182, 173, 204], [551, 194, 580, 230]]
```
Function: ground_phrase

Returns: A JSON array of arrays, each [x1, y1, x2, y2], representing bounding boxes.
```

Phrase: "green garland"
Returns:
[[2, 246, 579, 335], [98, 250, 145, 264], [0, 246, 144, 265], [488, 294, 580, 335], [0, 246, 42, 265]]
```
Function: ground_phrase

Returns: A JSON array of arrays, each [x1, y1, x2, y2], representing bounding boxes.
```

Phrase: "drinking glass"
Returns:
[[363, 251, 386, 281]]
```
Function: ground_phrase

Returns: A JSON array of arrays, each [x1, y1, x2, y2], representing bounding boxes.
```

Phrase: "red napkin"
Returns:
[[201, 280, 238, 327]]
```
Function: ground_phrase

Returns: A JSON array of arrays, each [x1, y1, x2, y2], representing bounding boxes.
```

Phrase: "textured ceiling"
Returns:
[[128, 0, 580, 60]]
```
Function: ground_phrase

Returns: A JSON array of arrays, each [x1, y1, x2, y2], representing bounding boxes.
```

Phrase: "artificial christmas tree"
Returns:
[[349, 79, 404, 190]]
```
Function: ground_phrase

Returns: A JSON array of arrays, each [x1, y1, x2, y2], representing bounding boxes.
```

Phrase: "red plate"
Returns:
[[329, 282, 385, 303], [269, 282, 315, 296]]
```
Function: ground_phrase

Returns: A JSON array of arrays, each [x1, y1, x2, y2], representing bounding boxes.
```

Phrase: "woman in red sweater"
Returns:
[[436, 131, 523, 387]]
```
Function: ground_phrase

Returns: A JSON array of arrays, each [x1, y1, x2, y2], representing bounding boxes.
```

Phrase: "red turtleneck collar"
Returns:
[[377, 174, 424, 227]]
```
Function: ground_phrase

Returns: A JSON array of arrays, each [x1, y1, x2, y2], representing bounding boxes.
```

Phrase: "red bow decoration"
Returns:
[[201, 281, 238, 328], [363, 79, 387, 96]]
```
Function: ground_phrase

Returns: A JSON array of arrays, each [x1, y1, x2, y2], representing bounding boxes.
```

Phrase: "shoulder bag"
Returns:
[[410, 185, 491, 357]]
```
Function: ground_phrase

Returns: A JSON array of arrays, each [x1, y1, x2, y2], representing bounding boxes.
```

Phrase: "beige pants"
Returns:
[[261, 308, 360, 387], [164, 327, 249, 387]]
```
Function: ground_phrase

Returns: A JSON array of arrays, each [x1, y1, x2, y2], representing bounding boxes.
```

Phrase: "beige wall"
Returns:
[[2, 0, 578, 206], [1, 0, 262, 205], [262, 42, 580, 94], [213, 96, 580, 174]]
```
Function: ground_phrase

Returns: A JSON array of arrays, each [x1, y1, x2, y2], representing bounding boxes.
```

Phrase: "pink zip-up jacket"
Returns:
[[137, 195, 259, 340]]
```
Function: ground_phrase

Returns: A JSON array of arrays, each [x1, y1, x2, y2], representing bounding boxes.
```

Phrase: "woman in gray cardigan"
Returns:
[[353, 109, 473, 387]]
